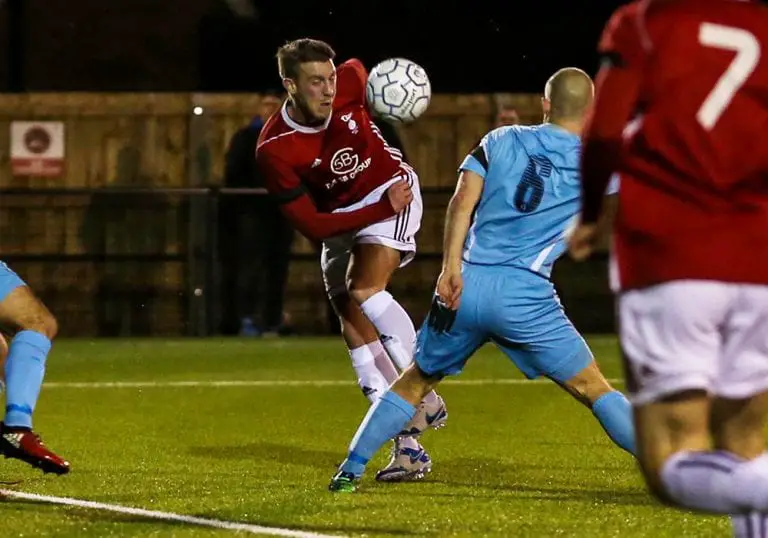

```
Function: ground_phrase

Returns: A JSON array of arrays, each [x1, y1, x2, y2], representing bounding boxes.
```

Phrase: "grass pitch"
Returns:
[[0, 337, 728, 537]]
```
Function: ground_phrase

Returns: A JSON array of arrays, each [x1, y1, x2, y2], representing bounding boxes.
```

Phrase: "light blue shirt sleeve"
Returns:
[[459, 153, 487, 178], [457, 127, 511, 179]]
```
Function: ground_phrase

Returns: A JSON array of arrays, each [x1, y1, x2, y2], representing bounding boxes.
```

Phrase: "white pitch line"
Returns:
[[0, 489, 341, 538], [42, 378, 622, 389]]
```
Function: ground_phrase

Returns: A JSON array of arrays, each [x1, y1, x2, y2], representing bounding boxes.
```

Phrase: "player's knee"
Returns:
[[393, 364, 438, 405], [346, 277, 385, 305], [21, 308, 58, 340], [562, 363, 613, 407], [712, 395, 768, 459]]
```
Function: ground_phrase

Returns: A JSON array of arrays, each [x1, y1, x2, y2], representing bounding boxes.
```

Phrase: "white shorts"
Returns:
[[321, 166, 422, 298], [619, 280, 768, 405]]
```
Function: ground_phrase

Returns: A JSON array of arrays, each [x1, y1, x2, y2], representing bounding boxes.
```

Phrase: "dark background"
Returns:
[[1, 0, 625, 93]]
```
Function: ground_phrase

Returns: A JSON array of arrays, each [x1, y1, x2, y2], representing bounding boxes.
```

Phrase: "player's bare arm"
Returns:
[[0, 332, 7, 386], [569, 55, 641, 261], [436, 169, 484, 310]]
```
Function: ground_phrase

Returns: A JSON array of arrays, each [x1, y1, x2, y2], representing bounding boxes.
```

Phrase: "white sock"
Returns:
[[661, 451, 768, 513], [368, 339, 399, 384], [359, 291, 415, 370], [732, 512, 768, 538], [395, 435, 420, 450], [349, 345, 388, 404], [360, 293, 440, 406]]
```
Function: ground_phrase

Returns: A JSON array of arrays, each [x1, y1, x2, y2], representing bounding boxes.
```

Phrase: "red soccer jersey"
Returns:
[[255, 59, 408, 241], [582, 0, 768, 290]]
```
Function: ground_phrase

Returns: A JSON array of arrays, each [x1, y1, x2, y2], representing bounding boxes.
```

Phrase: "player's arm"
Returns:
[[442, 135, 497, 273], [580, 9, 645, 223], [257, 150, 400, 242], [442, 169, 484, 273], [435, 145, 485, 310], [336, 59, 367, 106]]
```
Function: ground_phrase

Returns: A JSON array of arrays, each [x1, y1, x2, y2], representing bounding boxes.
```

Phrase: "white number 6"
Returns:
[[697, 23, 761, 130]]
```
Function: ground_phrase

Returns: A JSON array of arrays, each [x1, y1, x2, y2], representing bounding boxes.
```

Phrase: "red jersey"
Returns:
[[256, 59, 407, 241], [581, 0, 768, 290]]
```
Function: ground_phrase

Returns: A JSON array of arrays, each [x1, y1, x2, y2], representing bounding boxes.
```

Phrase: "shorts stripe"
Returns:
[[392, 167, 415, 243], [398, 203, 411, 242]]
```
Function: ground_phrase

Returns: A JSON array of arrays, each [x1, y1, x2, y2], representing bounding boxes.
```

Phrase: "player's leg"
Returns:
[[347, 242, 414, 367], [552, 358, 635, 456], [346, 244, 447, 421], [323, 238, 404, 402], [489, 279, 635, 455], [331, 293, 433, 481], [323, 241, 433, 480], [331, 291, 394, 401], [330, 293, 486, 491], [0, 331, 7, 391], [0, 263, 69, 474], [622, 282, 768, 522], [344, 172, 448, 430], [710, 394, 768, 538]]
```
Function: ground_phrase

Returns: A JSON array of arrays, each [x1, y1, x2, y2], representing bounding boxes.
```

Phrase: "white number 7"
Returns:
[[697, 23, 761, 130]]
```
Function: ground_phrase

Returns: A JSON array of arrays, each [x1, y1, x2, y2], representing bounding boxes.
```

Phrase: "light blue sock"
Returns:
[[592, 390, 636, 456], [340, 390, 416, 477], [4, 330, 51, 429]]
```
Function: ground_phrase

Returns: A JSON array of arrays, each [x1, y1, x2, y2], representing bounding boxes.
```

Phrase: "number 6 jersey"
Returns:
[[459, 124, 619, 277]]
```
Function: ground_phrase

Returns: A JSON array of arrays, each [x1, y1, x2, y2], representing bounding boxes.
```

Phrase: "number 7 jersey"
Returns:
[[459, 124, 618, 277], [600, 0, 768, 289]]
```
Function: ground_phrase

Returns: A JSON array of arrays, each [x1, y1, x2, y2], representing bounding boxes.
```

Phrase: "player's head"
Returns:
[[541, 68, 594, 130], [277, 38, 336, 124]]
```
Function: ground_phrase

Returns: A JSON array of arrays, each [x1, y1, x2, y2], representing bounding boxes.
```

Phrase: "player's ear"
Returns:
[[541, 97, 551, 120], [282, 78, 297, 96]]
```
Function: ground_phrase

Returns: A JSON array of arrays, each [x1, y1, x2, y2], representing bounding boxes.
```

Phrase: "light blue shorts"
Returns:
[[415, 265, 593, 383]]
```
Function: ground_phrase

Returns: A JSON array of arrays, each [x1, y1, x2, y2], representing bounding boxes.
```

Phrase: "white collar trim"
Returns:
[[281, 101, 331, 133]]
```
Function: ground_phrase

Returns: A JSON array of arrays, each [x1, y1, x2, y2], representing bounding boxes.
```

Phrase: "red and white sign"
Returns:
[[10, 121, 65, 177]]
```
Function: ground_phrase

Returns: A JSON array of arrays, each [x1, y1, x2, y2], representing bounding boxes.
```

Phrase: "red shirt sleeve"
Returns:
[[256, 147, 396, 241], [580, 4, 647, 223], [335, 59, 367, 107]]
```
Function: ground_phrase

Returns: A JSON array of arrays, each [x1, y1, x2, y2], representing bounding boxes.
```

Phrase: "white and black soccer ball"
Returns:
[[365, 58, 431, 124]]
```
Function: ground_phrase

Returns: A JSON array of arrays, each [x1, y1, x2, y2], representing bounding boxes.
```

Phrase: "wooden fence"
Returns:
[[0, 93, 614, 336]]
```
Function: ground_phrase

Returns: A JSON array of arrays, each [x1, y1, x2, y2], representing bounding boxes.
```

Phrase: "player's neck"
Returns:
[[549, 119, 583, 136], [286, 100, 325, 127]]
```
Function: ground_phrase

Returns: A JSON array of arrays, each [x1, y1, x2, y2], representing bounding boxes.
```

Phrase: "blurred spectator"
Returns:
[[219, 90, 294, 337], [494, 104, 521, 128]]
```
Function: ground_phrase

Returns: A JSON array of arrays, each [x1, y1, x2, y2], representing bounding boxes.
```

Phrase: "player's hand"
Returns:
[[435, 268, 463, 310], [385, 180, 413, 213], [568, 222, 599, 261]]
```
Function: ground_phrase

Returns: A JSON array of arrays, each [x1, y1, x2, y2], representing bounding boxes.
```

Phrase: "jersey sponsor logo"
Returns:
[[330, 147, 359, 175], [325, 154, 372, 189], [326, 147, 372, 189]]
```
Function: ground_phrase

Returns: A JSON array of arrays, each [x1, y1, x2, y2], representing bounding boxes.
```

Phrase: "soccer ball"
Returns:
[[366, 58, 431, 124]]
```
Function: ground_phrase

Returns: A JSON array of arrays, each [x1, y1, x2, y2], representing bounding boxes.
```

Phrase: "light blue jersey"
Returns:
[[415, 122, 618, 384], [0, 261, 25, 302], [460, 124, 618, 277]]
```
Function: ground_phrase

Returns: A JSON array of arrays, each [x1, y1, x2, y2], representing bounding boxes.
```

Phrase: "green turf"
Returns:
[[0, 337, 728, 537]]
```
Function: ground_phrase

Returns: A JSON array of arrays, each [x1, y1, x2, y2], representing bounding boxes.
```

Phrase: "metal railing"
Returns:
[[0, 187, 613, 336]]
